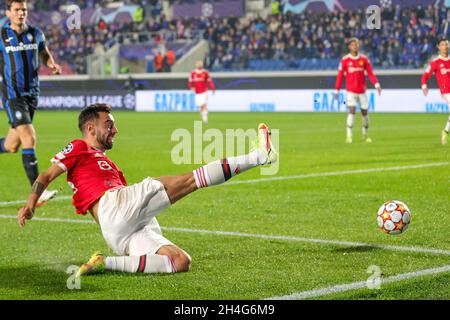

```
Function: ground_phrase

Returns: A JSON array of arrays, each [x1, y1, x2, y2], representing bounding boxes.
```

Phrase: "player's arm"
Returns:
[[188, 73, 195, 91], [365, 59, 381, 95], [207, 72, 216, 94], [39, 46, 62, 75], [421, 61, 436, 96], [17, 164, 65, 228], [334, 61, 345, 100]]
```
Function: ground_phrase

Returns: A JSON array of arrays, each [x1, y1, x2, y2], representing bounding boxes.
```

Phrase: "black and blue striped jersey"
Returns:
[[0, 22, 46, 100]]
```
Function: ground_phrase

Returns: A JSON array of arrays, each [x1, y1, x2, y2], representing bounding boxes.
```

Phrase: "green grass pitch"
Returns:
[[0, 111, 449, 300]]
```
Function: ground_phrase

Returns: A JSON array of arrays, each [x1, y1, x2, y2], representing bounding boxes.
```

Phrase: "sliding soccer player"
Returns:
[[17, 103, 277, 275]]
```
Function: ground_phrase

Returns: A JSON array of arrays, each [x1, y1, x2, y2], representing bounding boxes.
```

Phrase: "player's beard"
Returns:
[[97, 134, 114, 150]]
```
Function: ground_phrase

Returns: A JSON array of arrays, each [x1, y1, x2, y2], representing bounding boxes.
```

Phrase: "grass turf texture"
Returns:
[[0, 111, 448, 300]]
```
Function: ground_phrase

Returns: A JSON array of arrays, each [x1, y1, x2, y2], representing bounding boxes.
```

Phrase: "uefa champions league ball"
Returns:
[[377, 200, 411, 235]]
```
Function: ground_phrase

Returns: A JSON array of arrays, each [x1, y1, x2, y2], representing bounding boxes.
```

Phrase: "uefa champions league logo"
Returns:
[[379, 0, 392, 8], [201, 3, 213, 17], [123, 93, 136, 110]]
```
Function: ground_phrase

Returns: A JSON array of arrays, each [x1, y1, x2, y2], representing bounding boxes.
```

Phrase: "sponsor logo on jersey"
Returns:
[[5, 43, 38, 54], [98, 160, 112, 170], [348, 67, 364, 73]]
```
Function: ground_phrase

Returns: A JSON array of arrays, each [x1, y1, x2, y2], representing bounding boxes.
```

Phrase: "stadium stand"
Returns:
[[1, 0, 448, 74]]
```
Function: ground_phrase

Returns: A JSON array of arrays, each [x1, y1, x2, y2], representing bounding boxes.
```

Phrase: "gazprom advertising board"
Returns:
[[135, 89, 448, 113]]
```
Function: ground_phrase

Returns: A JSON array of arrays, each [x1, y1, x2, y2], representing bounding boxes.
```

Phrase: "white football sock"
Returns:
[[362, 115, 369, 136], [105, 254, 176, 273], [445, 116, 450, 133], [347, 113, 354, 137], [193, 150, 264, 188], [201, 111, 208, 123]]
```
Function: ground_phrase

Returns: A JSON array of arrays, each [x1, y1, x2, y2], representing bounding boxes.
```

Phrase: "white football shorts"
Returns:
[[98, 177, 173, 256], [195, 92, 207, 107], [347, 92, 368, 110]]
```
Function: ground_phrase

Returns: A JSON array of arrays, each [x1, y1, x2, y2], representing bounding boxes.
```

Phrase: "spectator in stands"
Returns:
[[164, 48, 176, 72], [154, 51, 164, 72]]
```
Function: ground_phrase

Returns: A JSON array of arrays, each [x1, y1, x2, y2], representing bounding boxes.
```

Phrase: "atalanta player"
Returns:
[[0, 0, 61, 205]]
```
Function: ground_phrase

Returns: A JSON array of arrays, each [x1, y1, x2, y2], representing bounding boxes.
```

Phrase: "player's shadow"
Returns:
[[332, 246, 382, 254], [0, 265, 100, 298]]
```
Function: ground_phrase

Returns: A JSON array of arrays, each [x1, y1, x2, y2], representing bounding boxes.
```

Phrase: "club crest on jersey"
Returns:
[[359, 60, 365, 66], [15, 111, 22, 120], [98, 160, 112, 170], [27, 33, 34, 42], [62, 143, 74, 154]]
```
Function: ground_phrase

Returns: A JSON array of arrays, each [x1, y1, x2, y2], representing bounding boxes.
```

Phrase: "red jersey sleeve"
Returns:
[[364, 57, 379, 87], [51, 140, 88, 172], [335, 59, 346, 91], [421, 60, 436, 86], [206, 71, 215, 91]]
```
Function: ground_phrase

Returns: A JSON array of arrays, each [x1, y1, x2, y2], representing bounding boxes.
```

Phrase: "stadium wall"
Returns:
[[2, 71, 445, 113]]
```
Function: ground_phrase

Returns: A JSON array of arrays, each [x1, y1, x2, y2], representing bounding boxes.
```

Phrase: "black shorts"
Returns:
[[3, 96, 38, 129]]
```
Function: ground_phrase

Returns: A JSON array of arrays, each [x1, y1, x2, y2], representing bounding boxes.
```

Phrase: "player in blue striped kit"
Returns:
[[0, 0, 61, 205]]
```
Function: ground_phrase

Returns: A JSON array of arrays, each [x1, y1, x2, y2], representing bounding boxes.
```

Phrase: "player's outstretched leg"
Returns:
[[346, 107, 355, 143], [158, 123, 277, 205], [442, 115, 450, 145]]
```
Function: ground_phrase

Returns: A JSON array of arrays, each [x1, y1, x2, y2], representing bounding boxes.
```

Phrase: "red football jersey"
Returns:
[[421, 56, 450, 94], [188, 69, 215, 94], [51, 139, 127, 215], [335, 54, 379, 94]]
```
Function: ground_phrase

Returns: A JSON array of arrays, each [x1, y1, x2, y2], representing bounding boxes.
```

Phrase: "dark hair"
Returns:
[[437, 38, 448, 46], [7, 0, 26, 10], [78, 103, 112, 133]]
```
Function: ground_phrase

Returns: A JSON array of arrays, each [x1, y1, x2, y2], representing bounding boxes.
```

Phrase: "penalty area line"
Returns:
[[266, 264, 450, 300], [0, 214, 450, 257]]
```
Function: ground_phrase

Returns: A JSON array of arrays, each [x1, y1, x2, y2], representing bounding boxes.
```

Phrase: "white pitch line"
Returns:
[[0, 162, 448, 207], [225, 162, 450, 185], [266, 264, 450, 300], [0, 195, 72, 207], [1, 214, 450, 257]]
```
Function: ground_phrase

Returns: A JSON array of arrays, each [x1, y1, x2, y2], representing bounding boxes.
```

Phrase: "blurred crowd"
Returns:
[[203, 4, 450, 70], [4, 0, 449, 73]]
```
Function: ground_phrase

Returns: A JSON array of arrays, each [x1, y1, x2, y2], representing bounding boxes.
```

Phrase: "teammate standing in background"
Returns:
[[421, 38, 450, 145], [0, 0, 61, 205], [334, 38, 382, 144], [189, 60, 215, 123]]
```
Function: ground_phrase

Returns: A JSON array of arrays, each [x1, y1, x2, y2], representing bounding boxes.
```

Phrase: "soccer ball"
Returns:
[[377, 200, 411, 235]]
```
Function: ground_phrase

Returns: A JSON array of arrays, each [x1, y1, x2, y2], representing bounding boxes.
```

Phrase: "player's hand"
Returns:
[[422, 86, 429, 96], [213, 91, 216, 95], [377, 86, 382, 96], [48, 62, 62, 75], [334, 92, 339, 101], [18, 206, 34, 228]]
